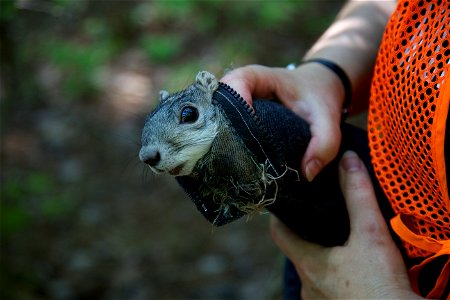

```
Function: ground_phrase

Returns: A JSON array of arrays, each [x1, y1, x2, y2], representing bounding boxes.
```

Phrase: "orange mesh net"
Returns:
[[368, 0, 450, 298]]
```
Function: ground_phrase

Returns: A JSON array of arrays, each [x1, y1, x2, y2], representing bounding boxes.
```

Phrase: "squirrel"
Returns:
[[139, 71, 398, 249], [139, 71, 222, 177]]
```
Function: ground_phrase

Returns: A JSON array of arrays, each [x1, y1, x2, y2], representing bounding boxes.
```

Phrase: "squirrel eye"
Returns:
[[180, 106, 199, 124]]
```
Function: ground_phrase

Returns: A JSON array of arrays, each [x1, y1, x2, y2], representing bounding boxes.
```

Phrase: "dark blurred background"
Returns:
[[1, 1, 345, 299]]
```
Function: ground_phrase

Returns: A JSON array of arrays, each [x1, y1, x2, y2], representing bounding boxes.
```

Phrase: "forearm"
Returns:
[[302, 0, 397, 113]]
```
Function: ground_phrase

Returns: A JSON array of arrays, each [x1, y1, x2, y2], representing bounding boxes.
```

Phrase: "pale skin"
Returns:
[[271, 151, 421, 299], [221, 0, 426, 298]]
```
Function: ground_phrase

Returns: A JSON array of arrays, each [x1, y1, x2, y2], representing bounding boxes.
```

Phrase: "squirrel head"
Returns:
[[139, 71, 220, 176]]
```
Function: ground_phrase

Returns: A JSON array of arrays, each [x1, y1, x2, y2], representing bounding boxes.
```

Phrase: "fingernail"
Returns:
[[305, 159, 321, 182], [341, 151, 362, 172]]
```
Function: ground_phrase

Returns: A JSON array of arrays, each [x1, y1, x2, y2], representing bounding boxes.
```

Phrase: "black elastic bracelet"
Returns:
[[302, 58, 352, 120]]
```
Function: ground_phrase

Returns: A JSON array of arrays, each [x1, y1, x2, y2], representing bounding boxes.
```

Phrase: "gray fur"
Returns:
[[195, 70, 219, 95], [140, 71, 279, 220], [140, 71, 221, 176]]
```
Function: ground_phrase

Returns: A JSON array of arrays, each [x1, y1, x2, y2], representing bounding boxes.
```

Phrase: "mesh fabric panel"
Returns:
[[369, 0, 450, 257], [368, 0, 449, 297]]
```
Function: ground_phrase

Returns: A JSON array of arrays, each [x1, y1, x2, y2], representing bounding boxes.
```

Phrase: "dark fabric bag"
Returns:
[[177, 83, 394, 247]]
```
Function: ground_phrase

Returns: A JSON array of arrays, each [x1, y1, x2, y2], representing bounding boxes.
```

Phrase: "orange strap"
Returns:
[[436, 67, 450, 206], [391, 215, 450, 299]]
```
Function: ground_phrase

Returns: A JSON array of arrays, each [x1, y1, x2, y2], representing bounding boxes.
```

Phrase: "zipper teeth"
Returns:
[[217, 82, 286, 174], [218, 82, 267, 137]]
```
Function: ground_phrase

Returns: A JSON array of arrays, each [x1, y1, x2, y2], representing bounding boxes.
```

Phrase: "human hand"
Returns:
[[270, 151, 422, 299], [221, 64, 345, 181]]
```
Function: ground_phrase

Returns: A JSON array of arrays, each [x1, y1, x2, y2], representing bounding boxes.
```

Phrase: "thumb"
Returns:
[[301, 114, 342, 182], [220, 69, 254, 106], [338, 151, 388, 238], [220, 65, 284, 107]]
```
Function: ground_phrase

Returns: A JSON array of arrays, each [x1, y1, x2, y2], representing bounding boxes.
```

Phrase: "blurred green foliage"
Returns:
[[141, 34, 183, 63], [0, 1, 16, 21], [1, 172, 77, 237], [1, 170, 78, 298], [44, 37, 117, 98], [1, 0, 337, 106]]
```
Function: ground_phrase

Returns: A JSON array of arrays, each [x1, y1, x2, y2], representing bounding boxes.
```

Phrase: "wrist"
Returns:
[[289, 61, 347, 121], [302, 58, 352, 120]]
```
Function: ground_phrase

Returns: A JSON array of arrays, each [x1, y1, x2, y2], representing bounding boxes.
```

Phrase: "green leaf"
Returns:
[[0, 206, 29, 235], [141, 35, 183, 63], [26, 173, 54, 195], [39, 194, 75, 219], [0, 1, 16, 21]]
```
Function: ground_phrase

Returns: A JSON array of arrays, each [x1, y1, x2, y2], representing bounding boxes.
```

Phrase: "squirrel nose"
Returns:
[[141, 149, 161, 167]]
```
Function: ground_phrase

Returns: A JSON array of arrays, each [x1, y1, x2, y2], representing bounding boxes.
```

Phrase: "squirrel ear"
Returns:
[[196, 71, 218, 95], [159, 90, 170, 102]]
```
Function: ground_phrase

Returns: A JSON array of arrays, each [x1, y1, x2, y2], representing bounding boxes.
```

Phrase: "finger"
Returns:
[[338, 151, 389, 238], [220, 65, 284, 106], [301, 114, 342, 182], [270, 215, 325, 265]]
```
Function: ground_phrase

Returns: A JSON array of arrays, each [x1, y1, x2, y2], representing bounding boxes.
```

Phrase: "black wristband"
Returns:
[[302, 58, 352, 120]]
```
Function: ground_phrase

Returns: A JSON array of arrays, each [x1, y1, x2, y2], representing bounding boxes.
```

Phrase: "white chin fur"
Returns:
[[148, 124, 217, 176], [149, 165, 163, 174]]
